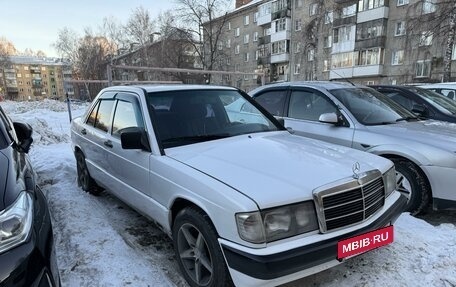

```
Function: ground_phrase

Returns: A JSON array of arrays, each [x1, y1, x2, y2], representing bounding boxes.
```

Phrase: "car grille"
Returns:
[[315, 172, 385, 232]]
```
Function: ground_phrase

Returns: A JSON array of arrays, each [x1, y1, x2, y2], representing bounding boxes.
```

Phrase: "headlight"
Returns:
[[0, 192, 33, 254], [383, 167, 396, 197], [236, 201, 319, 244]]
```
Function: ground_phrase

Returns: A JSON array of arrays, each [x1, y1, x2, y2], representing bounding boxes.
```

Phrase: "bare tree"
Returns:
[[124, 6, 156, 46], [408, 0, 456, 81], [175, 0, 231, 83]]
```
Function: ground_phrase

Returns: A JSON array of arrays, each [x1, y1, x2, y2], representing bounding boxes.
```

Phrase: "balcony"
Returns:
[[272, 8, 290, 21], [333, 15, 356, 27], [6, 87, 18, 93], [257, 14, 272, 26], [271, 53, 289, 64], [271, 30, 291, 42], [353, 65, 383, 77], [355, 36, 386, 49], [258, 35, 271, 45], [357, 6, 389, 23], [30, 66, 40, 73], [257, 56, 271, 65], [334, 0, 357, 3]]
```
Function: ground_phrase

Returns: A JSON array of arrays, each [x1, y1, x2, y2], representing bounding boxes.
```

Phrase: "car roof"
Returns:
[[100, 84, 239, 94], [249, 81, 359, 95]]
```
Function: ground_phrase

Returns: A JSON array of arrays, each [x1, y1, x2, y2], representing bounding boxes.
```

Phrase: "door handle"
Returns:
[[81, 128, 87, 135], [104, 140, 113, 148]]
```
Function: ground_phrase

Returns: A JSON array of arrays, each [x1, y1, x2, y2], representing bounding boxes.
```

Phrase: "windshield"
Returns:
[[406, 87, 456, 115], [146, 89, 282, 148], [330, 87, 417, 125]]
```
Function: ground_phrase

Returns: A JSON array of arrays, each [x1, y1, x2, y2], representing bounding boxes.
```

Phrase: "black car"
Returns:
[[0, 105, 60, 286], [370, 85, 456, 123]]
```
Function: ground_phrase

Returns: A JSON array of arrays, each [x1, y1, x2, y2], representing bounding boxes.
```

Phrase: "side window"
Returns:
[[112, 100, 142, 136], [94, 100, 115, 132], [86, 101, 100, 126], [440, 89, 456, 100], [0, 108, 18, 143], [254, 90, 287, 116], [288, 90, 337, 121], [384, 92, 417, 110]]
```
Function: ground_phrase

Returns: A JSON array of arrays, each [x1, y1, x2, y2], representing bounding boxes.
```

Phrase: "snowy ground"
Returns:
[[2, 99, 456, 287]]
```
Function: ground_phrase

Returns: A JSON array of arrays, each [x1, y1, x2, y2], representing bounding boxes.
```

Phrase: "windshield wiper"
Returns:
[[396, 116, 419, 122], [162, 134, 230, 145]]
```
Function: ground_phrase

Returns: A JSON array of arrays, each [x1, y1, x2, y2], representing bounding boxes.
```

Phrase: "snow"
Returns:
[[1, 99, 456, 287]]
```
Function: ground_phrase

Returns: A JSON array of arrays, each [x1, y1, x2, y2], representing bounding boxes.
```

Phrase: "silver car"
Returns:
[[71, 85, 404, 287], [250, 82, 456, 214]]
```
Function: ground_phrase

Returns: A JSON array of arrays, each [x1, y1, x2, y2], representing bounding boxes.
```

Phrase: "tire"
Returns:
[[172, 207, 233, 287], [392, 158, 430, 215], [75, 151, 102, 196]]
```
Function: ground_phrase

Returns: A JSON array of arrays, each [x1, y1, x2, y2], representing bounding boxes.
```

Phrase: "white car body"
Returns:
[[71, 85, 405, 287]]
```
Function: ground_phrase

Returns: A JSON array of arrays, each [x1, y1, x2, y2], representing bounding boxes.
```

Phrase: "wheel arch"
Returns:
[[169, 197, 219, 236]]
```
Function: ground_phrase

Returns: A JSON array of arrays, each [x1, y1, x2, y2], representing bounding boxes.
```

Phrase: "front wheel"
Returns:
[[172, 207, 233, 287], [392, 159, 430, 215]]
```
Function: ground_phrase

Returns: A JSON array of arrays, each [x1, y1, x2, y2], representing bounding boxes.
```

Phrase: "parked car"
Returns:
[[418, 82, 456, 100], [370, 85, 456, 123], [249, 81, 456, 214], [0, 105, 60, 286], [71, 85, 405, 287]]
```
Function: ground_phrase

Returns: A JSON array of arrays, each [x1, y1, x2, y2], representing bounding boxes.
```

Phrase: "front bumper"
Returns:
[[0, 186, 60, 287], [220, 192, 406, 287]]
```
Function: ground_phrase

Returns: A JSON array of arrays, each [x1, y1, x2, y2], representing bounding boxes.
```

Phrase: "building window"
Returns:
[[244, 15, 250, 26], [358, 0, 385, 12], [294, 64, 301, 74], [294, 42, 301, 53], [395, 21, 406, 36], [228, 22, 231, 30], [333, 26, 352, 43], [295, 0, 303, 7], [272, 40, 288, 54], [253, 32, 258, 42], [234, 64, 240, 71], [274, 18, 287, 32], [227, 57, 231, 65], [244, 52, 249, 62], [309, 3, 319, 16], [295, 19, 302, 31], [17, 73, 22, 78], [226, 39, 231, 48], [259, 2, 272, 17], [244, 34, 250, 44], [324, 35, 332, 48], [357, 19, 386, 40], [423, 0, 436, 14], [324, 11, 333, 24], [357, 47, 384, 65], [323, 60, 330, 71], [331, 52, 356, 68], [218, 42, 223, 50], [255, 50, 259, 60], [254, 12, 258, 23], [235, 27, 240, 37], [235, 45, 240, 54], [392, 50, 404, 65], [342, 4, 356, 17], [415, 60, 431, 77], [41, 67, 46, 71], [397, 0, 409, 6], [452, 44, 456, 60], [308, 48, 315, 61], [24, 66, 29, 70], [419, 31, 433, 46]]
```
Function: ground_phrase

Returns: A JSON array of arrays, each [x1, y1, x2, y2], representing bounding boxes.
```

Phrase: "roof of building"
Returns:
[[9, 56, 70, 66]]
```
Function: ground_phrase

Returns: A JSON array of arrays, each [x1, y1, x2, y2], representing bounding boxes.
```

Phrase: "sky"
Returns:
[[2, 98, 456, 287], [0, 1, 186, 57]]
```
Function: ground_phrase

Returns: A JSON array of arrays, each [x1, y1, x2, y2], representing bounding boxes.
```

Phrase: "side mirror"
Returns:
[[319, 113, 339, 125], [13, 122, 33, 153], [274, 116, 285, 126], [411, 104, 427, 116], [120, 127, 151, 152]]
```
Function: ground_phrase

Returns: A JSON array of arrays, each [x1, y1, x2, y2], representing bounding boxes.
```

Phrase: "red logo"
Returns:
[[337, 225, 394, 260]]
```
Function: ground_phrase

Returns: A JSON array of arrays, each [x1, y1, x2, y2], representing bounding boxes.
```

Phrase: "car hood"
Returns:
[[368, 120, 456, 151], [165, 132, 392, 209]]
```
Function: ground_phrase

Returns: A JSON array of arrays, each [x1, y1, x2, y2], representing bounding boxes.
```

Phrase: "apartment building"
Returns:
[[0, 56, 73, 101], [206, 0, 456, 91]]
